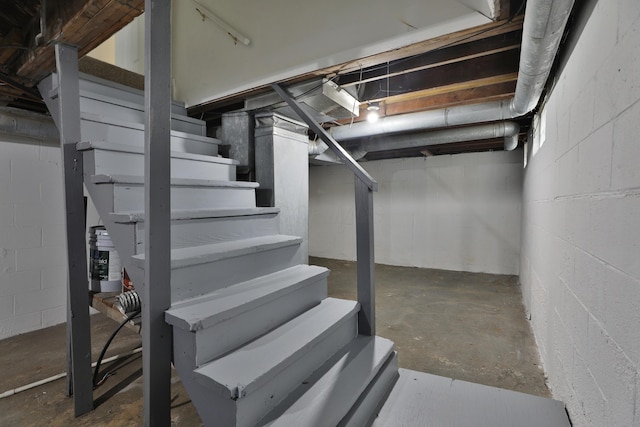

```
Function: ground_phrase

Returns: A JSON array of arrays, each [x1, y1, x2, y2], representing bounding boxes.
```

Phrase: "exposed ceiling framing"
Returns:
[[0, 0, 530, 158]]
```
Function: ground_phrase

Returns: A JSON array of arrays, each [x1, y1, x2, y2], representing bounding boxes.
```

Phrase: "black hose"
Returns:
[[93, 309, 141, 388]]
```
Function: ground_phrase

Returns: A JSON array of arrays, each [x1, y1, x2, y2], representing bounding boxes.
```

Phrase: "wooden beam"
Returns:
[[359, 49, 519, 100], [15, 0, 144, 84], [338, 30, 522, 87]]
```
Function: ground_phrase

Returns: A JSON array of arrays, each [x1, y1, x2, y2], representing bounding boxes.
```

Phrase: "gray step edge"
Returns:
[[77, 141, 235, 165], [89, 174, 260, 188], [193, 298, 360, 399], [165, 264, 330, 331], [80, 112, 221, 144], [108, 207, 280, 224], [261, 336, 395, 427], [131, 234, 302, 269], [78, 72, 187, 110], [79, 90, 203, 126]]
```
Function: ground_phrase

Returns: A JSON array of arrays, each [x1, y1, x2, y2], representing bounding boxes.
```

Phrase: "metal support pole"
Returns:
[[54, 43, 94, 416], [143, 1, 172, 426], [355, 177, 375, 336]]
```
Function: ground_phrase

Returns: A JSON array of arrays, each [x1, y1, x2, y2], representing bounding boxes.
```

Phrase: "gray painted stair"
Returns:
[[261, 336, 398, 427], [192, 298, 359, 427], [88, 175, 259, 212], [76, 74, 400, 427], [81, 113, 219, 156], [167, 264, 329, 366], [109, 207, 281, 252], [131, 235, 304, 302], [78, 141, 233, 180]]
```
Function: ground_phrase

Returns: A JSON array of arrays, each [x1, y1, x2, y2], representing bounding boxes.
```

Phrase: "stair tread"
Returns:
[[131, 234, 302, 269], [166, 264, 329, 331], [77, 141, 234, 164], [90, 174, 259, 188], [109, 207, 280, 224], [262, 335, 395, 426], [81, 112, 218, 144], [194, 298, 359, 399]]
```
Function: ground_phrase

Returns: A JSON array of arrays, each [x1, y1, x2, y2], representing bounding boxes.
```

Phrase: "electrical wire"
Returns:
[[93, 308, 141, 388]]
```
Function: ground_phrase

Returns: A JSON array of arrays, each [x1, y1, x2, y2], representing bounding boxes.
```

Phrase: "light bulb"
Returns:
[[367, 111, 379, 123]]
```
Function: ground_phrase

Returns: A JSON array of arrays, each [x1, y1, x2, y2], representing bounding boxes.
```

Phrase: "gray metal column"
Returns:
[[254, 112, 309, 261], [143, 1, 172, 425], [54, 43, 94, 416], [355, 177, 375, 336]]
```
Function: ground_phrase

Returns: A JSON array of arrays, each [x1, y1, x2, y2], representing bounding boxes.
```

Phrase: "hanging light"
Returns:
[[366, 102, 380, 123]]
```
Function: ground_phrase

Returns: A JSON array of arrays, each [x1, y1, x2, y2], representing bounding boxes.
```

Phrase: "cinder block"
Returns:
[[601, 266, 640, 366], [2, 226, 42, 249], [0, 203, 14, 227], [594, 21, 640, 126], [0, 312, 42, 341], [0, 296, 14, 320], [572, 249, 605, 321], [42, 225, 66, 248], [588, 195, 640, 278], [14, 285, 66, 316], [40, 266, 68, 290], [0, 270, 40, 297], [0, 179, 40, 204], [611, 100, 640, 190], [562, 286, 590, 359], [576, 123, 613, 194], [571, 351, 607, 427], [0, 248, 16, 274], [42, 306, 67, 328], [16, 246, 67, 272], [39, 177, 64, 205], [0, 140, 39, 159], [586, 315, 637, 427], [14, 201, 65, 227], [618, 0, 640, 42]]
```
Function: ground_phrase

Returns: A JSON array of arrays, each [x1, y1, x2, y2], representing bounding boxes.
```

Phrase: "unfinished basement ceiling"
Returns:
[[0, 0, 537, 158]]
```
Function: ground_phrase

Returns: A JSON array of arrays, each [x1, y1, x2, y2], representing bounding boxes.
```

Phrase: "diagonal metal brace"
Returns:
[[271, 82, 378, 191]]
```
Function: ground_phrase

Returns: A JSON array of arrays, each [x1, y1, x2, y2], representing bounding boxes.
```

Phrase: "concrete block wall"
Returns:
[[309, 150, 523, 275], [0, 136, 68, 339], [519, 1, 640, 426]]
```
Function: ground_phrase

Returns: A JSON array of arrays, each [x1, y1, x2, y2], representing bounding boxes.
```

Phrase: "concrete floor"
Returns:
[[0, 258, 548, 426]]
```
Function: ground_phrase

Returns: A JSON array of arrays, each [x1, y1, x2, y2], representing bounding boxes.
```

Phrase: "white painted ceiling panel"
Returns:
[[171, 0, 490, 107]]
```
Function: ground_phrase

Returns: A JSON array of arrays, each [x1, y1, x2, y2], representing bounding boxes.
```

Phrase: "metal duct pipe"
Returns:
[[330, 0, 575, 142], [352, 121, 520, 153], [0, 107, 59, 141], [308, 138, 329, 155]]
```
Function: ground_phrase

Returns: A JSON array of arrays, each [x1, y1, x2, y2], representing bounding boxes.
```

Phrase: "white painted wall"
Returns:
[[309, 150, 523, 275], [0, 136, 67, 340], [170, 0, 489, 107], [519, 1, 640, 426]]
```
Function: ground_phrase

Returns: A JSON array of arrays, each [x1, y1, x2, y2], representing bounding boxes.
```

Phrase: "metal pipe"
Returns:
[[330, 0, 575, 142], [350, 121, 520, 153], [0, 107, 59, 140]]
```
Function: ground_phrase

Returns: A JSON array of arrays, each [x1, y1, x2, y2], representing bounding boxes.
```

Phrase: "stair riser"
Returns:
[[134, 213, 280, 253], [169, 243, 303, 302], [192, 277, 328, 365], [81, 119, 217, 156], [84, 149, 234, 181], [80, 96, 204, 135], [79, 77, 188, 116], [105, 184, 256, 212], [236, 312, 357, 427], [340, 352, 399, 427]]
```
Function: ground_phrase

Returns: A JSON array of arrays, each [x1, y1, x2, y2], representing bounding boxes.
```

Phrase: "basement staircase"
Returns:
[[61, 74, 399, 426]]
